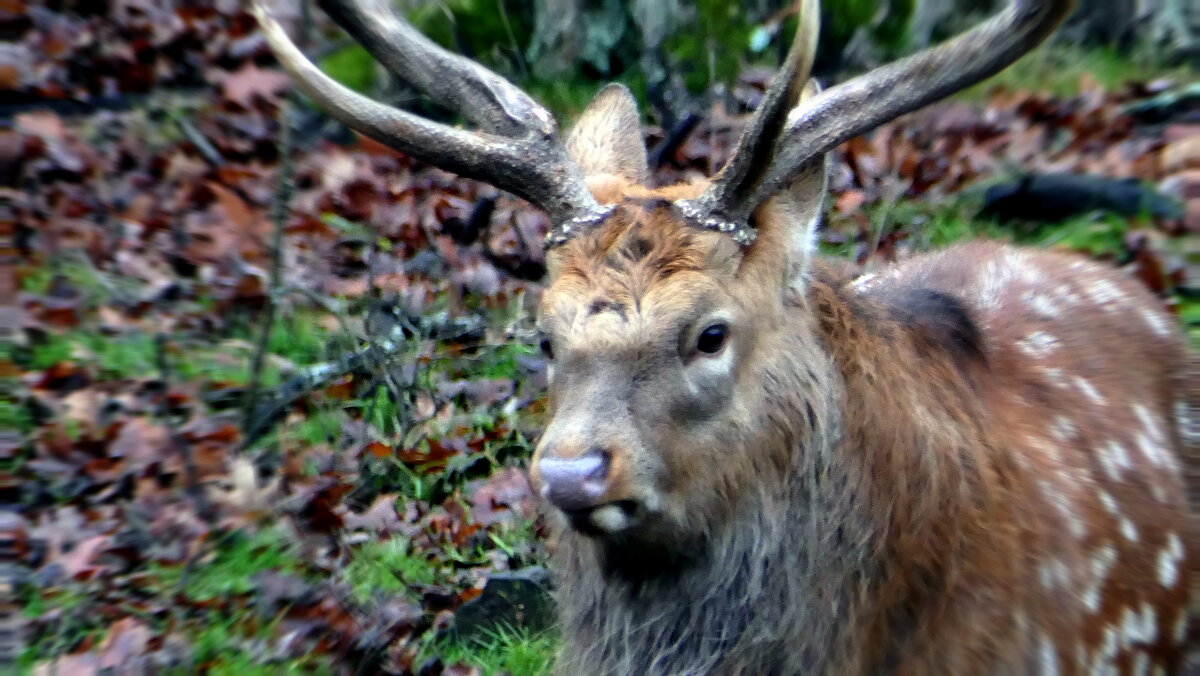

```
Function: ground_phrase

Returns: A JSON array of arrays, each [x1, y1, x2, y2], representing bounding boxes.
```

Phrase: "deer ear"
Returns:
[[759, 155, 827, 292], [744, 79, 827, 293], [565, 83, 649, 185]]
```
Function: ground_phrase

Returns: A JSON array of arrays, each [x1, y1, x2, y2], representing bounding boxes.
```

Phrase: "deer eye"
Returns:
[[696, 324, 728, 355], [539, 336, 554, 360]]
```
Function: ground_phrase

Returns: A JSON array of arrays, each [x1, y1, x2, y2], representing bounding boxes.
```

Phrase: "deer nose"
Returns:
[[537, 448, 611, 512]]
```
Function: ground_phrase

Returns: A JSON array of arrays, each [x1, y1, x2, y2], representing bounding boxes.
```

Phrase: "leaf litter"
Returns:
[[8, 3, 1195, 674]]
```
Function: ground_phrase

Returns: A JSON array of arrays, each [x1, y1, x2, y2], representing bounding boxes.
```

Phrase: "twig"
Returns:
[[174, 116, 223, 167], [154, 333, 216, 525], [240, 310, 493, 448], [242, 98, 297, 436], [241, 338, 396, 449]]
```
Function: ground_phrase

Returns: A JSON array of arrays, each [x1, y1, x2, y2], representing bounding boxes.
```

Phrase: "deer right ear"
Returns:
[[565, 83, 649, 186]]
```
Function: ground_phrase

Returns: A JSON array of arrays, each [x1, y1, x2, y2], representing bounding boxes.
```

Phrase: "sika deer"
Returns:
[[253, 0, 1195, 672]]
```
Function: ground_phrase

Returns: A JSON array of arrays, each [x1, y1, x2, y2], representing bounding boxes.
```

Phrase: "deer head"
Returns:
[[252, 0, 1076, 548]]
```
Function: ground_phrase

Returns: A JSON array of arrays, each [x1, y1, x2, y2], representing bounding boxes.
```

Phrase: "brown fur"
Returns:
[[533, 176, 1192, 675]]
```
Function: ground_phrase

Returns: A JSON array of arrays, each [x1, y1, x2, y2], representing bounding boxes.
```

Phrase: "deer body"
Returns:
[[254, 0, 1193, 672], [545, 220, 1191, 675]]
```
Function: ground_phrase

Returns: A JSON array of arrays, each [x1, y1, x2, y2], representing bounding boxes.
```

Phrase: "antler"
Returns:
[[686, 0, 1076, 244], [248, 0, 606, 230]]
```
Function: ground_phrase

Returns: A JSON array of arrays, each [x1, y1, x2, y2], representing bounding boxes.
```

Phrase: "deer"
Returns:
[[252, 0, 1195, 673]]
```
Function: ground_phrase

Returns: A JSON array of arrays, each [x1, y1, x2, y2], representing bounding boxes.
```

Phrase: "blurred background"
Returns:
[[4, 0, 1197, 673]]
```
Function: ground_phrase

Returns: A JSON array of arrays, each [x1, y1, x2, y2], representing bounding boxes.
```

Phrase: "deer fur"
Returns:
[[531, 89, 1194, 675]]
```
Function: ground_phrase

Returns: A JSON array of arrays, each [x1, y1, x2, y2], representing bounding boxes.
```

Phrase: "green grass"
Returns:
[[463, 342, 538, 381], [151, 528, 310, 601], [291, 409, 346, 446], [175, 612, 334, 674], [22, 316, 333, 386], [428, 626, 558, 676], [343, 537, 442, 603], [20, 585, 110, 671], [834, 193, 1145, 261], [963, 44, 1196, 100], [19, 260, 115, 303], [25, 529, 323, 671]]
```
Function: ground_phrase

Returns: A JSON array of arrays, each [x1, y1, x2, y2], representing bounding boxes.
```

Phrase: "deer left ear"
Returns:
[[755, 154, 828, 293], [565, 83, 649, 186], [740, 77, 828, 294]]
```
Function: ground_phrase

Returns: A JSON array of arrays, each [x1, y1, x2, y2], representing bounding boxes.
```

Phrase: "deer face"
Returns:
[[530, 204, 759, 539], [525, 82, 830, 544]]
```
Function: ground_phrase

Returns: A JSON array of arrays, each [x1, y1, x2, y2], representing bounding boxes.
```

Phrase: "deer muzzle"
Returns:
[[536, 448, 611, 512]]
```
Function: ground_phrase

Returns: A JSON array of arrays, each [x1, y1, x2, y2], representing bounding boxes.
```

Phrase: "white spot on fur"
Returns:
[[1040, 480, 1086, 539], [1159, 533, 1183, 588], [1132, 652, 1149, 674], [1098, 441, 1132, 480], [1087, 278, 1126, 308], [1119, 517, 1138, 543], [1120, 605, 1157, 648], [1029, 435, 1062, 464], [1041, 367, 1067, 384], [1136, 433, 1173, 469], [1073, 377, 1105, 405], [977, 260, 1006, 311], [1135, 405, 1164, 441], [1099, 625, 1119, 664], [1039, 635, 1060, 676], [1049, 282, 1084, 308], [1018, 331, 1061, 358], [1025, 292, 1060, 318], [1139, 306, 1172, 338], [1080, 545, 1117, 612], [1098, 490, 1119, 514], [1038, 559, 1072, 590], [1051, 416, 1077, 441], [1131, 405, 1178, 471]]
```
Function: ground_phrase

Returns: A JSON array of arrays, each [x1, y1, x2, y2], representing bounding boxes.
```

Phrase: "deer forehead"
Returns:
[[541, 205, 744, 342], [542, 267, 736, 350]]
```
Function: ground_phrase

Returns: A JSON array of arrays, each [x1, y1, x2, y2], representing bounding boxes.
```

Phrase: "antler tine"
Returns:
[[249, 0, 600, 228], [683, 0, 821, 243], [748, 0, 1076, 209], [316, 0, 554, 138]]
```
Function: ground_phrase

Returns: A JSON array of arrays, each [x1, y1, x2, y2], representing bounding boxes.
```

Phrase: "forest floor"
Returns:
[[8, 4, 1198, 675]]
